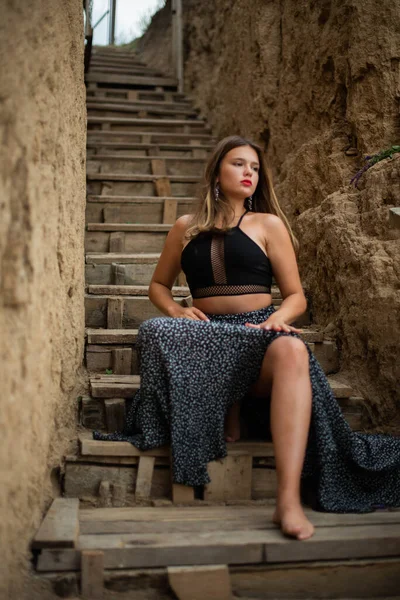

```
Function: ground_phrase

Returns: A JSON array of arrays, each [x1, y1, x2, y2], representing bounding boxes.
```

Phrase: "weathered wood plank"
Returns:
[[172, 484, 195, 503], [81, 550, 104, 600], [205, 454, 252, 502], [80, 435, 169, 458], [87, 173, 200, 183], [85, 73, 178, 87], [111, 263, 126, 285], [108, 231, 125, 252], [79, 508, 400, 535], [163, 198, 178, 223], [135, 456, 156, 500], [111, 348, 132, 375], [151, 158, 167, 176], [78, 505, 400, 525], [231, 558, 400, 599], [107, 297, 123, 329], [104, 399, 126, 432], [36, 523, 400, 571], [168, 565, 232, 600], [88, 284, 189, 296], [32, 498, 79, 549], [88, 116, 205, 128], [88, 223, 172, 232], [155, 177, 172, 197], [84, 325, 323, 345]]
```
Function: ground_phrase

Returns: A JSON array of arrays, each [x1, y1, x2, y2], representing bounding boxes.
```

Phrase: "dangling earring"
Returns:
[[215, 183, 220, 201], [248, 195, 253, 211]]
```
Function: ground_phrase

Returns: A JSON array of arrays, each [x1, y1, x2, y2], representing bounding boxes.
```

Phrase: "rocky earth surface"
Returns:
[[0, 1, 87, 597], [140, 0, 400, 430]]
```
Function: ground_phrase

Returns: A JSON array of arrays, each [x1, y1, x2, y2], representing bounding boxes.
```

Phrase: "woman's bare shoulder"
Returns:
[[174, 214, 195, 234]]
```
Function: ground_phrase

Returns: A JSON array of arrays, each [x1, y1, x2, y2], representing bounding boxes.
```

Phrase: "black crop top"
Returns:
[[180, 209, 273, 299]]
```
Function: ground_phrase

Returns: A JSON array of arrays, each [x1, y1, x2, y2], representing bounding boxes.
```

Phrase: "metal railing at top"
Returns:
[[84, 0, 93, 74], [83, 0, 184, 91]]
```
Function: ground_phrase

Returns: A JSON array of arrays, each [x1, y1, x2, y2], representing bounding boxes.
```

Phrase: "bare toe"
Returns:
[[273, 505, 315, 541]]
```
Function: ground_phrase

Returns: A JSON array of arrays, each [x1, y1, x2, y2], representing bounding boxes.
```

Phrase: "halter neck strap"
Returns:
[[236, 208, 249, 227]]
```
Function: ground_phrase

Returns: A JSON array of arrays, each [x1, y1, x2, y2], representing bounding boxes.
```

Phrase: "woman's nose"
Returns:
[[243, 164, 252, 176]]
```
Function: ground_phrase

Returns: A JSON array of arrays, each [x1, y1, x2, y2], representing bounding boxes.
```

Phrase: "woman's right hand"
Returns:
[[170, 306, 210, 322]]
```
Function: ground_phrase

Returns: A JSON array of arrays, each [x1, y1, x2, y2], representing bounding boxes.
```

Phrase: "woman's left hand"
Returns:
[[244, 314, 303, 333]]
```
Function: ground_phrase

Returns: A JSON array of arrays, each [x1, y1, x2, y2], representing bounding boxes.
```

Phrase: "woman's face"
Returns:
[[216, 145, 259, 199]]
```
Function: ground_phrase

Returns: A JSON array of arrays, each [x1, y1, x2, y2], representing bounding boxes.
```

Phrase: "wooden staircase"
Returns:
[[32, 46, 400, 599]]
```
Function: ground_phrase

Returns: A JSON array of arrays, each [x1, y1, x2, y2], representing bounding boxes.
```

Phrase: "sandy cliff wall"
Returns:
[[141, 0, 400, 428], [0, 1, 87, 597]]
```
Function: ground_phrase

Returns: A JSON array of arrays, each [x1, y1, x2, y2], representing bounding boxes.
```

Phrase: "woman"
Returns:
[[93, 135, 400, 542]]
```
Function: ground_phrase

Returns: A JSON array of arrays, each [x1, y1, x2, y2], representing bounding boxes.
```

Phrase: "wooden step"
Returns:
[[85, 257, 183, 284], [85, 72, 179, 88], [87, 284, 191, 297], [84, 294, 284, 329], [87, 131, 216, 145], [87, 96, 198, 113], [85, 324, 323, 345], [89, 65, 164, 77], [86, 174, 201, 198], [85, 196, 196, 224], [87, 374, 356, 401], [36, 503, 400, 576], [85, 294, 187, 328], [36, 556, 400, 600], [87, 102, 198, 118], [87, 156, 208, 178], [92, 48, 140, 57], [86, 87, 190, 103], [85, 225, 169, 253], [84, 326, 339, 378], [86, 141, 213, 154], [87, 116, 210, 135]]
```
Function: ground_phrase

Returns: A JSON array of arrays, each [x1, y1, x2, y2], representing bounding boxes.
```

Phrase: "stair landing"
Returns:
[[33, 498, 400, 598]]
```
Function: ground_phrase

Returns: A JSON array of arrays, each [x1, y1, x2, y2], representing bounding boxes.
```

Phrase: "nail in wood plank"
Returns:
[[107, 297, 123, 329], [81, 550, 104, 600], [32, 498, 79, 549], [168, 565, 232, 600], [135, 456, 155, 500]]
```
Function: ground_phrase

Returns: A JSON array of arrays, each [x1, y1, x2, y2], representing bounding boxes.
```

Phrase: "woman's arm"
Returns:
[[148, 215, 209, 321], [263, 214, 307, 324]]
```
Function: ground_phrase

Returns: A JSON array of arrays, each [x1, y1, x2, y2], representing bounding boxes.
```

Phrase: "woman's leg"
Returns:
[[224, 400, 241, 442], [253, 335, 314, 540]]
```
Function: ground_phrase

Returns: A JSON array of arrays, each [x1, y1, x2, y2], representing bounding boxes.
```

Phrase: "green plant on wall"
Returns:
[[350, 145, 400, 188]]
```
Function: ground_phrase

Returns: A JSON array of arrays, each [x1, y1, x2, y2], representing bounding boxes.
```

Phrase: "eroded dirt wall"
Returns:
[[141, 0, 400, 429], [0, 1, 87, 597]]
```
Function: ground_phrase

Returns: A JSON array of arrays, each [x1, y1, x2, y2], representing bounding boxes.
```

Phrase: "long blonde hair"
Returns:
[[185, 135, 299, 253]]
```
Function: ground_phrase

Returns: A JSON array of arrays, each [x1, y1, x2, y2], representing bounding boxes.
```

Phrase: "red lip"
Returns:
[[241, 180, 252, 185]]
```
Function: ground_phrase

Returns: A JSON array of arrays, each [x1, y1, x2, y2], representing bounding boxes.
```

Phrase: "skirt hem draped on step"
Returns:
[[93, 304, 400, 513]]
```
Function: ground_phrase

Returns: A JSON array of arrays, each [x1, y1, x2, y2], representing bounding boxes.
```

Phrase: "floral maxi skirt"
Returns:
[[93, 304, 400, 513]]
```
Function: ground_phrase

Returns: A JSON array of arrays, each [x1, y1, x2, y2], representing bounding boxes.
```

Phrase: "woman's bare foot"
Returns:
[[224, 403, 241, 442], [272, 503, 315, 540]]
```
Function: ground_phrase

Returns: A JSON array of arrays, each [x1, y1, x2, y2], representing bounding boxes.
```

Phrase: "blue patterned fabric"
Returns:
[[93, 304, 400, 513]]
